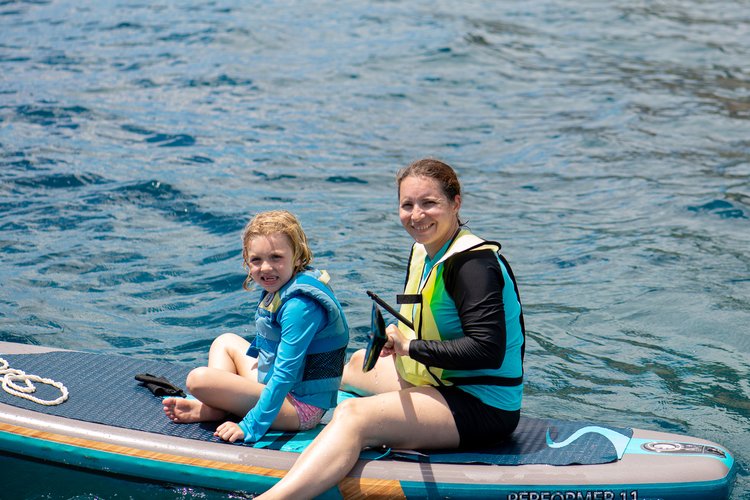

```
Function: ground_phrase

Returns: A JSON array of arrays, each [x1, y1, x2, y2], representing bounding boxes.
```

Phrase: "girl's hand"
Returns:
[[214, 421, 245, 443], [382, 324, 410, 357]]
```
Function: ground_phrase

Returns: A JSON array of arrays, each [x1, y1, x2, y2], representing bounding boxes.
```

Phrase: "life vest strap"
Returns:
[[396, 294, 421, 304]]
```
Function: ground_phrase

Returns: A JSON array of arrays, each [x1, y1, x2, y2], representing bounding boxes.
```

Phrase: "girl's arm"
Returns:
[[238, 296, 326, 442]]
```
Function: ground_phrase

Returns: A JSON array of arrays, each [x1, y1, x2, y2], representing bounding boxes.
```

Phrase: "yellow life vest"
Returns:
[[395, 229, 504, 387]]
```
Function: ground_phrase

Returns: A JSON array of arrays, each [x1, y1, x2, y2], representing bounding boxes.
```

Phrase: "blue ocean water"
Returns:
[[1, 0, 749, 498]]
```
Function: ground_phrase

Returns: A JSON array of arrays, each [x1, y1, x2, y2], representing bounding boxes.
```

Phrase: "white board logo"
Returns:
[[546, 426, 630, 459]]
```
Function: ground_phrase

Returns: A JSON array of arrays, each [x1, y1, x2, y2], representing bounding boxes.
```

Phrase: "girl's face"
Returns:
[[399, 175, 461, 257], [245, 232, 300, 293]]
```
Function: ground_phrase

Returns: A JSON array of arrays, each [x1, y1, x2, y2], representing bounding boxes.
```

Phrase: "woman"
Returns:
[[257, 158, 525, 499]]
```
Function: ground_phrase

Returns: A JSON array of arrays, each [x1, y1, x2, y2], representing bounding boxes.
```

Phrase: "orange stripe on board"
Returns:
[[339, 477, 406, 499], [0, 422, 407, 498], [0, 421, 286, 479]]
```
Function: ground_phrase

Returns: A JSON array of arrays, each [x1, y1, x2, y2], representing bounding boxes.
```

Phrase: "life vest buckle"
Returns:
[[396, 294, 421, 304]]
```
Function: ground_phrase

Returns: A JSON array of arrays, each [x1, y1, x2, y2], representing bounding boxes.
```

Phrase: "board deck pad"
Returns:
[[0, 350, 632, 466]]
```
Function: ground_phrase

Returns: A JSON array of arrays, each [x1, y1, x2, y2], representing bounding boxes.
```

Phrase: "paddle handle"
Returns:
[[366, 291, 414, 330]]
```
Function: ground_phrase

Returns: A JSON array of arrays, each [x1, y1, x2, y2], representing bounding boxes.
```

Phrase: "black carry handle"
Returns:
[[366, 290, 414, 330]]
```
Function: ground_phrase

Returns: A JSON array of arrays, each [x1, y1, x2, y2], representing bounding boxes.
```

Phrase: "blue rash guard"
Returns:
[[238, 296, 326, 442]]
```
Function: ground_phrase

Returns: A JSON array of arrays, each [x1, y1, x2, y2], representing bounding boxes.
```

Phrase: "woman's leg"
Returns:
[[340, 349, 407, 396], [257, 386, 460, 500]]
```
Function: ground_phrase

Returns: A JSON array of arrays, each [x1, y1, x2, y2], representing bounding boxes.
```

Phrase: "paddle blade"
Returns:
[[362, 303, 387, 372]]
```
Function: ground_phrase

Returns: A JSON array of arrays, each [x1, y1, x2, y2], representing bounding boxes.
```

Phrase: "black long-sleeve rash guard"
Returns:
[[407, 248, 507, 371]]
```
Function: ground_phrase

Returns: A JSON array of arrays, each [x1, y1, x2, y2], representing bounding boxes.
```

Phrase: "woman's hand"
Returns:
[[381, 324, 410, 357], [214, 421, 245, 443]]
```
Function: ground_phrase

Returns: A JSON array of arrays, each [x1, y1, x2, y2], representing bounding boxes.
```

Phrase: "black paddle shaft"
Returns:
[[365, 291, 414, 330]]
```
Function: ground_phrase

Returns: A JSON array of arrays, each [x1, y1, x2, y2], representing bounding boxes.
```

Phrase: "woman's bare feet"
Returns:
[[163, 397, 226, 423]]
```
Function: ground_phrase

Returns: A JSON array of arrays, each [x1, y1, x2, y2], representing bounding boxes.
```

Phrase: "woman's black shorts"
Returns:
[[436, 385, 520, 449]]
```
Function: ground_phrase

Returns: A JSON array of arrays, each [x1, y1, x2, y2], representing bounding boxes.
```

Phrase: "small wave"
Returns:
[[0, 55, 30, 63], [131, 78, 159, 88], [181, 155, 214, 164], [326, 175, 368, 184], [688, 199, 748, 219], [106, 22, 144, 31], [157, 27, 218, 45], [14, 103, 91, 129], [171, 338, 215, 356], [551, 254, 599, 269], [183, 74, 258, 89], [39, 52, 83, 68], [130, 272, 244, 300], [99, 334, 153, 349], [252, 170, 296, 181], [98, 180, 245, 235], [120, 124, 196, 147], [153, 311, 247, 329], [11, 172, 106, 190]]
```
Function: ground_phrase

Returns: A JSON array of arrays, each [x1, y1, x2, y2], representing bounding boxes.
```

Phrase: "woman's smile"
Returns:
[[411, 221, 434, 232]]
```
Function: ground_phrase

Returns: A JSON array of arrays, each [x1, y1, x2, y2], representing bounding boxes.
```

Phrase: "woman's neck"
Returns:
[[425, 226, 461, 259]]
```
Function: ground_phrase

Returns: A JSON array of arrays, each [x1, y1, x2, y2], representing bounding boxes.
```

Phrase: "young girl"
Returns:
[[163, 210, 349, 443]]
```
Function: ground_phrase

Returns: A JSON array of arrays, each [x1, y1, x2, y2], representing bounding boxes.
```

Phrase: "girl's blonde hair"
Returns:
[[241, 210, 313, 290]]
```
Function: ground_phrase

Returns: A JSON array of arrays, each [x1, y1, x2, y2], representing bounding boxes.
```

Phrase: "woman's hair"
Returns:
[[396, 158, 462, 200], [241, 210, 313, 290], [396, 158, 464, 224]]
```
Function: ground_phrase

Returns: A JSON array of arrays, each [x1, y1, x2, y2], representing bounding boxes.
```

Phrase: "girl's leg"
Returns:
[[257, 386, 460, 500], [340, 349, 407, 396], [206, 332, 257, 376], [164, 333, 299, 429], [164, 366, 300, 428]]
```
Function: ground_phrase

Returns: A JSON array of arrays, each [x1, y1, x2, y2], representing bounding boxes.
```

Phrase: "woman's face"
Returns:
[[399, 175, 461, 257]]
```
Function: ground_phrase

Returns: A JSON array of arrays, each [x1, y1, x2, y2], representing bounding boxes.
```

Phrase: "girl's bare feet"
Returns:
[[163, 397, 226, 423]]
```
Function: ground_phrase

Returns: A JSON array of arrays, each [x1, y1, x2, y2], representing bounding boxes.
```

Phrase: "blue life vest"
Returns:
[[252, 268, 349, 408]]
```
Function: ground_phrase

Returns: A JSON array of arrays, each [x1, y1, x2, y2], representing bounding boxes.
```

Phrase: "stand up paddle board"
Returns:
[[0, 341, 736, 499]]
